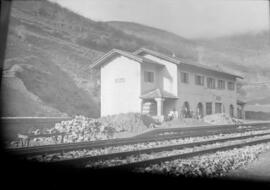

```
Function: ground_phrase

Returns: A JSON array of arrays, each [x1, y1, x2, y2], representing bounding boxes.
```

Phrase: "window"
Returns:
[[181, 72, 189, 83], [207, 78, 215, 89], [215, 103, 222, 113], [182, 101, 191, 118], [217, 80, 225, 89], [206, 102, 212, 115], [228, 82, 235, 91], [230, 104, 234, 117], [197, 103, 204, 118], [195, 75, 204, 86], [144, 71, 154, 83]]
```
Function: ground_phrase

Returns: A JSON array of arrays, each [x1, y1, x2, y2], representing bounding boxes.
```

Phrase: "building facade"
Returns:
[[91, 48, 244, 120]]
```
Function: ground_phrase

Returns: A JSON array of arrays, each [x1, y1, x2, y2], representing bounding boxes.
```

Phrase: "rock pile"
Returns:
[[13, 113, 157, 147]]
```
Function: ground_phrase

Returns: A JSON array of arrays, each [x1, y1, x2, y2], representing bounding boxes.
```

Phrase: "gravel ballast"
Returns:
[[29, 129, 270, 162]]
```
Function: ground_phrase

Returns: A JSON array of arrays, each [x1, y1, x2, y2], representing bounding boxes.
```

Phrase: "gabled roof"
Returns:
[[140, 88, 178, 99], [134, 47, 243, 79], [89, 49, 164, 69], [134, 48, 181, 65]]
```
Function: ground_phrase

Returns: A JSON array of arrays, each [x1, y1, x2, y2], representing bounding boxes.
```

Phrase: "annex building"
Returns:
[[91, 48, 245, 120]]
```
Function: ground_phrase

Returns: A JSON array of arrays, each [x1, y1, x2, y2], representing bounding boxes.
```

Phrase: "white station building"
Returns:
[[91, 48, 245, 120]]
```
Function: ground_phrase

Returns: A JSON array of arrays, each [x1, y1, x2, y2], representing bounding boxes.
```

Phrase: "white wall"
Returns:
[[140, 62, 160, 94], [141, 55, 178, 96], [100, 56, 141, 116], [100, 53, 238, 118]]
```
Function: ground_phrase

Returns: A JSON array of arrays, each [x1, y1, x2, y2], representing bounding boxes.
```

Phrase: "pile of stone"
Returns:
[[11, 113, 157, 147]]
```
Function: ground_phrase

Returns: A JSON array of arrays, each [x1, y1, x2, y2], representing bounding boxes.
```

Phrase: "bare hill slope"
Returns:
[[2, 0, 270, 117]]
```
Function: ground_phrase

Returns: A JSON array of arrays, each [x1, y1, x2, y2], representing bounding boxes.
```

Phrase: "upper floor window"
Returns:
[[144, 71, 154, 83], [181, 72, 189, 83], [217, 80, 225, 89], [195, 75, 204, 86], [207, 77, 215, 89], [228, 81, 235, 91]]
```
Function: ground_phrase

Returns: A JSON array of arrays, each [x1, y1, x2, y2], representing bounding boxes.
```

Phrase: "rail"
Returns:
[[107, 137, 270, 170], [6, 121, 270, 157], [47, 132, 270, 168]]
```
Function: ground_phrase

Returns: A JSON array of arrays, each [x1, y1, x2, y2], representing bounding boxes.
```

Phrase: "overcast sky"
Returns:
[[51, 0, 269, 39]]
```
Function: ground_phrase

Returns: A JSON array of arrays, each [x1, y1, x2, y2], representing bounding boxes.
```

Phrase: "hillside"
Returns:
[[109, 20, 270, 111], [2, 0, 104, 117], [1, 0, 270, 117], [1, 0, 199, 117], [108, 21, 198, 61], [194, 32, 270, 111]]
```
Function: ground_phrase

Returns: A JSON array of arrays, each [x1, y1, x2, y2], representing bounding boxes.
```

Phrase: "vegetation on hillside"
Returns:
[[2, 0, 270, 117]]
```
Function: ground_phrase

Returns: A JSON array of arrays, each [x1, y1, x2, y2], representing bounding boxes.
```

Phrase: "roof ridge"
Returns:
[[134, 47, 181, 64], [89, 49, 143, 69], [133, 47, 243, 79], [91, 48, 243, 79], [90, 48, 165, 69]]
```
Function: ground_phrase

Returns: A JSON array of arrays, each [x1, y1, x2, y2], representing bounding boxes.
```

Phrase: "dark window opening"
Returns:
[[207, 78, 215, 89], [195, 75, 204, 86], [181, 72, 189, 83], [206, 102, 212, 115], [144, 71, 154, 83], [217, 80, 225, 89], [228, 82, 235, 91], [215, 103, 222, 113]]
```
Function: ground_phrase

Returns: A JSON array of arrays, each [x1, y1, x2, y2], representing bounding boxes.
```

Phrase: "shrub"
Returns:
[[99, 113, 156, 133]]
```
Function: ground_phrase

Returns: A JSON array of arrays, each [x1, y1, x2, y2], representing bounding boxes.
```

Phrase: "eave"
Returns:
[[134, 47, 244, 79], [89, 49, 164, 69]]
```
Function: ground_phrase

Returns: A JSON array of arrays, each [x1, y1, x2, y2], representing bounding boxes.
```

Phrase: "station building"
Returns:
[[91, 48, 245, 120]]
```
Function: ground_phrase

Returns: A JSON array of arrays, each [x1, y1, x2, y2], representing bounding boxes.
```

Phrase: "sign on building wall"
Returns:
[[115, 78, 125, 83]]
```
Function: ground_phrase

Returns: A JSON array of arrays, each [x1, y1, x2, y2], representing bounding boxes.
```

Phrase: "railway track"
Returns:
[[135, 121, 270, 138], [108, 137, 270, 171], [6, 122, 270, 157], [46, 132, 270, 168], [6, 122, 270, 175]]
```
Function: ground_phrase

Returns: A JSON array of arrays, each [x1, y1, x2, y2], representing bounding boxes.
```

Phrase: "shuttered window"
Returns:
[[228, 82, 235, 91], [181, 72, 189, 83], [195, 75, 204, 86], [217, 80, 225, 89], [215, 103, 222, 113], [144, 71, 154, 83], [206, 102, 212, 115], [207, 78, 216, 89]]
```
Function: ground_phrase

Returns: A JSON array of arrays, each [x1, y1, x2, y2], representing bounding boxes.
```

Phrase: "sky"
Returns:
[[51, 0, 269, 39]]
